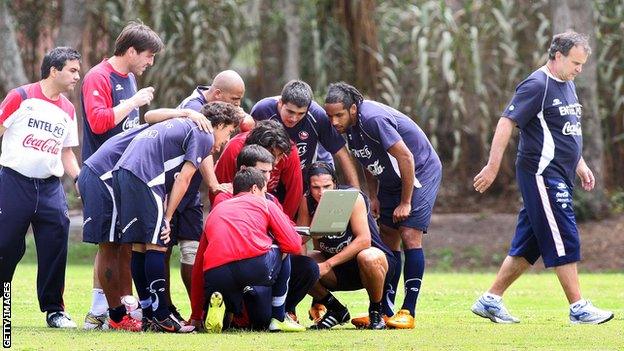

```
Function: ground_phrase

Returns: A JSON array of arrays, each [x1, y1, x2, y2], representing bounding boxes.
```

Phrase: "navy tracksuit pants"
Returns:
[[0, 167, 70, 312]]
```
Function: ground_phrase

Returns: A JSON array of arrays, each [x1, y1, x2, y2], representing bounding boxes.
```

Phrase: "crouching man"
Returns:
[[300, 162, 395, 330], [200, 168, 304, 332]]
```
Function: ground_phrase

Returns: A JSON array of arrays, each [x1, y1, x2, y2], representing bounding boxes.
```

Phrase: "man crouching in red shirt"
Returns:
[[199, 168, 303, 332]]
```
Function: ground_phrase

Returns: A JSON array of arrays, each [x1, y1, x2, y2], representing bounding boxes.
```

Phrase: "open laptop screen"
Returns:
[[295, 189, 359, 237]]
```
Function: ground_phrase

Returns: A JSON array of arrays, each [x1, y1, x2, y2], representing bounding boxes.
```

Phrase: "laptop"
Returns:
[[295, 189, 359, 237]]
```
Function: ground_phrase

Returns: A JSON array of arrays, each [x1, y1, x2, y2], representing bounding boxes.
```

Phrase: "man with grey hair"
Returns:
[[471, 31, 613, 324]]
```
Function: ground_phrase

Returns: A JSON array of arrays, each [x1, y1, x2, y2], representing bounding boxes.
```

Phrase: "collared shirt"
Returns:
[[114, 118, 214, 199], [503, 66, 583, 185], [81, 59, 140, 161], [251, 96, 344, 169], [0, 82, 78, 178], [346, 100, 441, 191]]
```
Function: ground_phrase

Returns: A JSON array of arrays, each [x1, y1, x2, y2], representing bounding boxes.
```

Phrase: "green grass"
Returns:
[[6, 259, 623, 351]]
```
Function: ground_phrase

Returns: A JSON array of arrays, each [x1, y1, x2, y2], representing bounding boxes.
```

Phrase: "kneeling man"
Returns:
[[299, 162, 395, 330], [201, 168, 304, 332]]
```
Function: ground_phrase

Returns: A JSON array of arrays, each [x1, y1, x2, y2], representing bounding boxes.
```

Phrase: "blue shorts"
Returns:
[[170, 196, 203, 244], [203, 247, 282, 315], [378, 172, 441, 232], [112, 168, 166, 246], [79, 166, 118, 244], [509, 168, 580, 268]]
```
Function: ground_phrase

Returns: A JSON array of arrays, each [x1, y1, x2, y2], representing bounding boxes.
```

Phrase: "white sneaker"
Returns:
[[268, 314, 305, 332], [47, 311, 77, 328], [83, 311, 109, 330], [471, 295, 520, 324], [569, 300, 614, 324]]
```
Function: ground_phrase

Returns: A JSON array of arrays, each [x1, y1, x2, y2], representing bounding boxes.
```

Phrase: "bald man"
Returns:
[[144, 70, 251, 323]]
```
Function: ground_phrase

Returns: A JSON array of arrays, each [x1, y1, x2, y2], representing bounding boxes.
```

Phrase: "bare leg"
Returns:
[[307, 251, 337, 300], [93, 251, 102, 289], [554, 262, 581, 303], [379, 225, 402, 251], [181, 263, 193, 299], [118, 243, 133, 296], [488, 255, 532, 296], [357, 248, 389, 303], [98, 242, 122, 307]]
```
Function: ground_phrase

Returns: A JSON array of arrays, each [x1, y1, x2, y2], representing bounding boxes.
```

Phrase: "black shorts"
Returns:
[[170, 202, 203, 244], [324, 252, 396, 291]]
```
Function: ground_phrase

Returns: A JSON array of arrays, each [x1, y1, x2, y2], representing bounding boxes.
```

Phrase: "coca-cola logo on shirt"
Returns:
[[562, 121, 582, 136], [22, 134, 61, 154]]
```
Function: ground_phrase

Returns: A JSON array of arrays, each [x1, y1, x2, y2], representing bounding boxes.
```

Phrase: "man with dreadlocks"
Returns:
[[323, 82, 442, 329]]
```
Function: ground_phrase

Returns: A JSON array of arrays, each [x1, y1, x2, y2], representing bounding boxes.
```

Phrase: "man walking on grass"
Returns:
[[471, 31, 613, 325]]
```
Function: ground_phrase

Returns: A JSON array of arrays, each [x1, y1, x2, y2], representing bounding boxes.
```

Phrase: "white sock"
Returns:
[[570, 299, 586, 310], [90, 288, 109, 315], [483, 292, 502, 302]]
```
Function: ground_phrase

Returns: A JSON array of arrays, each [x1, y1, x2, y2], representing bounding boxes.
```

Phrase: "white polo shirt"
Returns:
[[0, 82, 78, 178]]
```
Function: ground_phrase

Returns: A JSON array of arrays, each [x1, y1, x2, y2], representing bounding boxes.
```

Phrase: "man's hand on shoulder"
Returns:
[[184, 109, 213, 133]]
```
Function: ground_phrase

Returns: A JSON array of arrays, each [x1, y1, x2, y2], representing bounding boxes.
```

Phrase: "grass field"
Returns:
[[5, 259, 623, 351]]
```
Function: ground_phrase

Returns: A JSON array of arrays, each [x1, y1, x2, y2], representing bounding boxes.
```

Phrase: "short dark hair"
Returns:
[[113, 22, 164, 56], [325, 82, 364, 110], [41, 47, 81, 79], [200, 102, 242, 127], [233, 168, 266, 195], [281, 80, 313, 108], [548, 31, 591, 60], [236, 145, 274, 169], [244, 120, 291, 156]]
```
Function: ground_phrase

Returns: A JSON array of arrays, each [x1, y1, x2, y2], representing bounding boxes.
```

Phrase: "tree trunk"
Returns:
[[282, 0, 301, 81], [55, 0, 90, 166], [254, 0, 285, 97], [551, 0, 608, 218], [333, 0, 380, 98], [55, 0, 88, 50], [0, 1, 29, 91]]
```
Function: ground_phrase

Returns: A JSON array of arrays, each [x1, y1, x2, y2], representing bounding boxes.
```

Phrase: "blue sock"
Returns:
[[382, 250, 402, 316], [402, 248, 424, 316], [130, 251, 152, 319], [144, 250, 169, 320], [271, 255, 290, 321]]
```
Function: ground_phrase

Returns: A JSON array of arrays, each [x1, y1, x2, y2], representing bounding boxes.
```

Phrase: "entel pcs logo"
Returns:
[[559, 103, 582, 117], [352, 145, 372, 159], [296, 142, 307, 157], [562, 121, 582, 136]]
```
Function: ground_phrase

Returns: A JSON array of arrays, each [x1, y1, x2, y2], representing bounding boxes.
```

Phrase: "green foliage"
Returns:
[[574, 189, 595, 222], [595, 0, 624, 189], [4, 0, 624, 207], [87, 0, 252, 108], [372, 0, 552, 186], [609, 189, 624, 214]]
